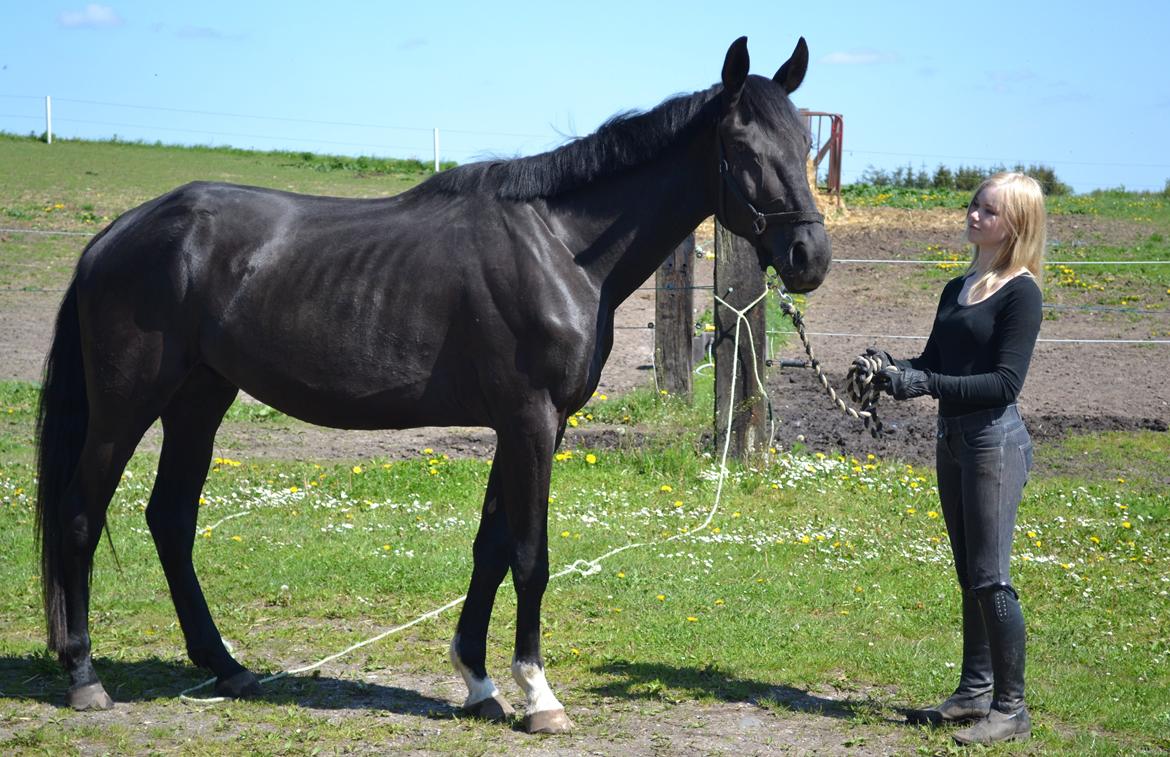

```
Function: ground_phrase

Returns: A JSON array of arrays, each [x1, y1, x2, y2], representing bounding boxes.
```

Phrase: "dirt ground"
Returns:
[[2, 206, 1168, 753]]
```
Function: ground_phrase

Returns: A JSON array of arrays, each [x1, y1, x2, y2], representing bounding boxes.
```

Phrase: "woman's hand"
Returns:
[[879, 366, 933, 400], [864, 347, 898, 370]]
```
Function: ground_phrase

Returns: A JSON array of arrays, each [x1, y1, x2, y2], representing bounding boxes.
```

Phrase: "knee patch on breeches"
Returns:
[[974, 583, 1019, 623]]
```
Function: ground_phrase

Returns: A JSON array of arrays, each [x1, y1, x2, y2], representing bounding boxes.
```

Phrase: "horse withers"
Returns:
[[35, 36, 829, 732]]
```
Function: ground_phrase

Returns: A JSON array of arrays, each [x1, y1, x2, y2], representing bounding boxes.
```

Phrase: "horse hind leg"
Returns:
[[53, 402, 159, 709], [144, 368, 258, 698]]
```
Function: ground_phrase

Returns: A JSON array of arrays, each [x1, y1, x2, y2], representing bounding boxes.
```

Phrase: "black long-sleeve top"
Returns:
[[908, 274, 1043, 417]]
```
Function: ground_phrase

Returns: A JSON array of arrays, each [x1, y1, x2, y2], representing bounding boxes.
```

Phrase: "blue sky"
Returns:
[[2, 1, 1168, 193]]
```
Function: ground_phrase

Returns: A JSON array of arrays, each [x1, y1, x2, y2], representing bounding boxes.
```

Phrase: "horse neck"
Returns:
[[544, 135, 715, 307]]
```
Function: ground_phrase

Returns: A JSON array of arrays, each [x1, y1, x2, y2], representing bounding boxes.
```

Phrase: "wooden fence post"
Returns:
[[654, 233, 695, 400], [713, 221, 767, 462]]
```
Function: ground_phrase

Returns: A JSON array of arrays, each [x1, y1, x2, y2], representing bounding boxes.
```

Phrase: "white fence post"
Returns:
[[433, 128, 440, 172], [45, 95, 52, 144]]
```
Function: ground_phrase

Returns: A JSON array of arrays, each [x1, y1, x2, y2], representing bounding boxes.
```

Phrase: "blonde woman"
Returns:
[[870, 172, 1046, 744]]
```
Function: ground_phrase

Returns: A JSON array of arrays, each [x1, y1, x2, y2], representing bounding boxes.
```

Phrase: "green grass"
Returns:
[[0, 380, 1167, 754]]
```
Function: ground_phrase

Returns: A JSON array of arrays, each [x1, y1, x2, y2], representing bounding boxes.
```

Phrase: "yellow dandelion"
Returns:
[[570, 648, 580, 655], [674, 500, 684, 508], [585, 453, 598, 465], [352, 465, 363, 474], [686, 616, 698, 622], [568, 416, 579, 427], [656, 594, 666, 601], [714, 599, 725, 606], [616, 571, 626, 579], [1089, 535, 1101, 544], [599, 394, 607, 400], [382, 544, 391, 551], [289, 486, 299, 493], [561, 530, 571, 538], [660, 484, 673, 493], [1122, 521, 1132, 529], [927, 511, 939, 519], [231, 535, 242, 542]]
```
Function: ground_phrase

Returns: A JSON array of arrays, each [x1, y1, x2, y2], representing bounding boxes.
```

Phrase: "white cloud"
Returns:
[[820, 49, 898, 65], [57, 4, 123, 29]]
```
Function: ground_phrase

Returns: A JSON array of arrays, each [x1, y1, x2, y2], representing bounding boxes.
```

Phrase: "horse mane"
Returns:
[[424, 83, 726, 201]]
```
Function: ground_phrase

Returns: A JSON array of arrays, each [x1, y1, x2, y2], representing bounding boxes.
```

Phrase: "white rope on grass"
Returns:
[[0, 226, 93, 236], [181, 289, 775, 705]]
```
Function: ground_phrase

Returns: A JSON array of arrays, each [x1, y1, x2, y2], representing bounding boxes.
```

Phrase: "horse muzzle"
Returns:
[[761, 222, 831, 293]]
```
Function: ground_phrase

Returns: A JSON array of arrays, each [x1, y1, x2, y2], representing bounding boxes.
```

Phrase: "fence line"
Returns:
[[833, 258, 1170, 266], [766, 330, 1170, 346], [5, 229, 1166, 270]]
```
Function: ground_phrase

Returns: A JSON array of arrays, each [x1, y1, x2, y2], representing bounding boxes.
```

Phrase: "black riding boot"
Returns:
[[953, 585, 1030, 744], [907, 588, 993, 725]]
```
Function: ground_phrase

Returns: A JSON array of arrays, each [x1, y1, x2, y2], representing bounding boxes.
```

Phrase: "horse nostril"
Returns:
[[788, 240, 809, 272]]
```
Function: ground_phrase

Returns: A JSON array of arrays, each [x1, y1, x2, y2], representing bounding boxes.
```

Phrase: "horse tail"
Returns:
[[35, 281, 88, 654]]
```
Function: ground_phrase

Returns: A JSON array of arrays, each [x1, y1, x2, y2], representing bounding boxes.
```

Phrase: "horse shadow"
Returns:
[[588, 659, 909, 725], [0, 654, 459, 720]]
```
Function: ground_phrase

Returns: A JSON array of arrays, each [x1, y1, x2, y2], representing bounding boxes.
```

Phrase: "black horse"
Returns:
[[36, 37, 830, 732]]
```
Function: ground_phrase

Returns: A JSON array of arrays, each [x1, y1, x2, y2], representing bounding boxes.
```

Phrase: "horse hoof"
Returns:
[[68, 682, 114, 711], [523, 708, 573, 734], [214, 669, 262, 699], [463, 693, 515, 721]]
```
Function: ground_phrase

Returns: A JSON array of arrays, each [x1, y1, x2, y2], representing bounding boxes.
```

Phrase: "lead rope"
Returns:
[[768, 281, 889, 438]]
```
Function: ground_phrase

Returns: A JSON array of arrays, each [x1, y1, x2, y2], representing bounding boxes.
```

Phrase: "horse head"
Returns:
[[714, 36, 831, 293]]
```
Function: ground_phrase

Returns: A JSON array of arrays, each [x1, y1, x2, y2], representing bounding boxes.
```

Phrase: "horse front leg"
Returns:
[[450, 459, 515, 720], [500, 416, 573, 734]]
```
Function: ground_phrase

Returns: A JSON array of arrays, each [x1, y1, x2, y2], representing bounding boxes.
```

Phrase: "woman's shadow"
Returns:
[[590, 659, 912, 724]]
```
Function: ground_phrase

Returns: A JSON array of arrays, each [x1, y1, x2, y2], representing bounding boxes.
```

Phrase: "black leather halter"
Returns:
[[718, 140, 824, 235]]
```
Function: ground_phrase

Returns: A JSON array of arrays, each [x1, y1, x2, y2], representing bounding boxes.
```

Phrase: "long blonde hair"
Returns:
[[966, 172, 1047, 298]]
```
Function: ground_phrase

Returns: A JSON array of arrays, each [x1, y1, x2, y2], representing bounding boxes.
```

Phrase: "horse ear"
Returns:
[[721, 36, 750, 108], [773, 37, 809, 94]]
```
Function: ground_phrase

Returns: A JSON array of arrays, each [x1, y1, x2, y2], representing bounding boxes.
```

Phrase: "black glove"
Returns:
[[879, 365, 933, 400], [864, 347, 910, 371]]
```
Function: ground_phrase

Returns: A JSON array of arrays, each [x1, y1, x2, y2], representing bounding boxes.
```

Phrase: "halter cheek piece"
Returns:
[[717, 140, 824, 235]]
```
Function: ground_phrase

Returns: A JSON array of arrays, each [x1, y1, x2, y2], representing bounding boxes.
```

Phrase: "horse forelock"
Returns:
[[424, 84, 723, 201]]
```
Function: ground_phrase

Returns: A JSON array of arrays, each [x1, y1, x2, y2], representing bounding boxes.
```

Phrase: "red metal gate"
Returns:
[[800, 110, 843, 202]]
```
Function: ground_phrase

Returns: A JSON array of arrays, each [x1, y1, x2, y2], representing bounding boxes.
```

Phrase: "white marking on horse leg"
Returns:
[[511, 658, 564, 714], [450, 633, 499, 707]]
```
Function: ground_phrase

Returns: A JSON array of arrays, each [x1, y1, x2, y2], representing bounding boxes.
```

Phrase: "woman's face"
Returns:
[[966, 185, 1010, 251]]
